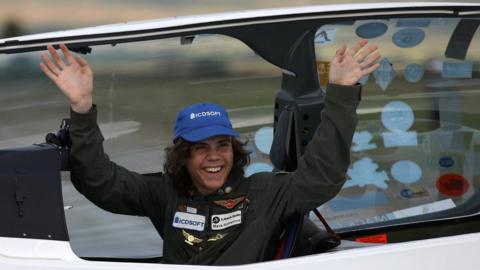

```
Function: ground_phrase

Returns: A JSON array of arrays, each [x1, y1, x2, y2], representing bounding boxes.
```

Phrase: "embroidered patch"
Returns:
[[211, 210, 242, 230], [213, 196, 245, 209], [172, 212, 205, 232]]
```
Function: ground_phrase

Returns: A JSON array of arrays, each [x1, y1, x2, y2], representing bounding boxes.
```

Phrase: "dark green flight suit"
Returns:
[[68, 84, 361, 265]]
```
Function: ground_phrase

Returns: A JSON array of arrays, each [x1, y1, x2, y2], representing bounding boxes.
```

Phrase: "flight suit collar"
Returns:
[[187, 173, 247, 199]]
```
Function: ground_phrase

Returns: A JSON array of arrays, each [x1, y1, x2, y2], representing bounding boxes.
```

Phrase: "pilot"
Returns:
[[39, 40, 380, 265]]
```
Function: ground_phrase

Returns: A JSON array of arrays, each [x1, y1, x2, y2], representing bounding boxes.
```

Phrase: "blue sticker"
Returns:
[[383, 131, 418, 148], [352, 131, 377, 152], [254, 127, 273, 154], [314, 29, 337, 45], [329, 191, 389, 212], [392, 28, 425, 48], [400, 189, 414, 198], [373, 58, 396, 91], [404, 64, 424, 83], [442, 61, 473, 78], [396, 19, 431, 28], [400, 186, 429, 199], [245, 162, 273, 177], [344, 157, 389, 189], [391, 160, 422, 184], [355, 22, 388, 39], [439, 156, 454, 168], [381, 101, 414, 131]]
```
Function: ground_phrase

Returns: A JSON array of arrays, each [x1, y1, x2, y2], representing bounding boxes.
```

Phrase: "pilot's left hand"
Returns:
[[328, 39, 381, 86]]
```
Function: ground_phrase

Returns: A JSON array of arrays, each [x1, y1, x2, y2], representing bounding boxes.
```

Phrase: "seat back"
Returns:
[[0, 144, 68, 241]]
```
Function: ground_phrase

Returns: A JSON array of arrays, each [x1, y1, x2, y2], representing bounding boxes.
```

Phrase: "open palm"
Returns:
[[329, 40, 381, 86], [40, 44, 93, 113]]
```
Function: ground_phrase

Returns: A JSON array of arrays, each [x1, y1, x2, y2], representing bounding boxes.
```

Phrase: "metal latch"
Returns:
[[14, 178, 27, 218]]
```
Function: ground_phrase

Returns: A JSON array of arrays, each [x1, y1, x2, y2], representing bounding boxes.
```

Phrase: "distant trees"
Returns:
[[2, 18, 24, 38]]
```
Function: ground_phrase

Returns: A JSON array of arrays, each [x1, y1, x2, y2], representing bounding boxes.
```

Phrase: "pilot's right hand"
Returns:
[[40, 44, 93, 113]]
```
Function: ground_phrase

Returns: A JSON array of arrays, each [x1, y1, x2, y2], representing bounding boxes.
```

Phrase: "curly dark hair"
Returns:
[[164, 137, 250, 195]]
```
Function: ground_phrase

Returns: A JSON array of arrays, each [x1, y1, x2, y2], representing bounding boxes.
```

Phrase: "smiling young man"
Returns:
[[186, 136, 234, 194], [164, 102, 249, 196], [40, 40, 380, 265]]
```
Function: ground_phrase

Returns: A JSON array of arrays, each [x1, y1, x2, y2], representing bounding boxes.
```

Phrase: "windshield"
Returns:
[[314, 17, 480, 230], [0, 34, 281, 258]]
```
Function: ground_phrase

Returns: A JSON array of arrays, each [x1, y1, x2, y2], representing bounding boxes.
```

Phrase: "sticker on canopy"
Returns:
[[381, 101, 415, 131], [350, 200, 453, 226], [381, 100, 418, 147], [355, 22, 388, 39], [344, 157, 389, 189], [400, 186, 430, 199], [329, 191, 389, 212], [352, 131, 377, 152], [314, 29, 337, 45], [245, 162, 273, 177], [254, 127, 273, 154], [396, 18, 431, 28], [356, 234, 388, 244], [383, 132, 418, 147], [317, 61, 330, 87], [386, 199, 456, 219], [392, 28, 425, 48], [404, 64, 424, 83], [211, 210, 242, 230], [373, 58, 396, 91], [439, 156, 454, 168], [442, 61, 473, 78], [436, 173, 469, 196], [391, 160, 422, 184]]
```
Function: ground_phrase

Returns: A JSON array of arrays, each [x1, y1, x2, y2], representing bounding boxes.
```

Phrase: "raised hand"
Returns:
[[328, 40, 381, 86], [40, 44, 93, 113]]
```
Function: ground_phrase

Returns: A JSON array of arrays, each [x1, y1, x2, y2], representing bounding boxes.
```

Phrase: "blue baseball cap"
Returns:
[[173, 102, 239, 143]]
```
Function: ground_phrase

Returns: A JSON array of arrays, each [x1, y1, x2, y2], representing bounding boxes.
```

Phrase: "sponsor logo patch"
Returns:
[[190, 111, 221, 120], [211, 210, 242, 230], [172, 212, 205, 232]]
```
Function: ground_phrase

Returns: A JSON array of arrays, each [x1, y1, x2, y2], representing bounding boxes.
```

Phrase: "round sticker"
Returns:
[[356, 22, 388, 39], [381, 101, 415, 131], [392, 28, 425, 48], [245, 162, 273, 177], [438, 156, 454, 168], [254, 127, 273, 154], [404, 64, 424, 83], [400, 188, 414, 198], [436, 174, 469, 196], [391, 160, 422, 184]]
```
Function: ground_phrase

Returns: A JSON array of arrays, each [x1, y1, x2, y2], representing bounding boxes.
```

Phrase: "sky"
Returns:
[[1, 0, 471, 36]]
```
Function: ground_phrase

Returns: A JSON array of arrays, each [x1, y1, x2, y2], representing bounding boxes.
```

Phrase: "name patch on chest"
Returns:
[[172, 212, 205, 231], [211, 210, 242, 230]]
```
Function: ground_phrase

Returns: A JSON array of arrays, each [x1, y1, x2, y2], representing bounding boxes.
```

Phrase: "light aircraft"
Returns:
[[1, 2, 480, 269]]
